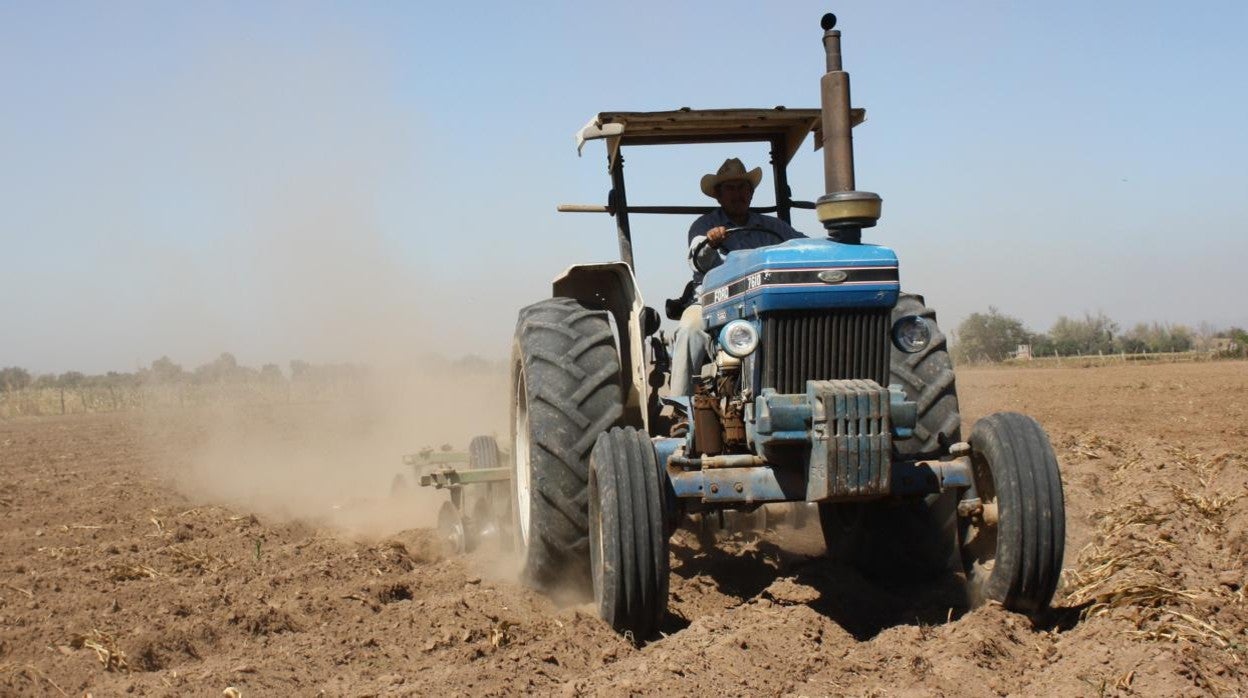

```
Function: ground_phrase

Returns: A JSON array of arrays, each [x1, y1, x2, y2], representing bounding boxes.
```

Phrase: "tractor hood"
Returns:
[[699, 238, 899, 330]]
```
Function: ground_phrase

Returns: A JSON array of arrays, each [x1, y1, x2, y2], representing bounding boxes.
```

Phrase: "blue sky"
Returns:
[[3, 1, 1246, 373]]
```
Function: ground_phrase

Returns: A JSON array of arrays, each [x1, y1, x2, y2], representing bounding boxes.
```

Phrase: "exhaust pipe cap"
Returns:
[[817, 190, 882, 229]]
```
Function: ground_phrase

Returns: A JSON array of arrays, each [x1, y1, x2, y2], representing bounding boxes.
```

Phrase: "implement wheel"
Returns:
[[437, 501, 468, 555], [962, 412, 1066, 614], [511, 298, 623, 592], [469, 435, 501, 469], [588, 427, 669, 639], [468, 435, 509, 548]]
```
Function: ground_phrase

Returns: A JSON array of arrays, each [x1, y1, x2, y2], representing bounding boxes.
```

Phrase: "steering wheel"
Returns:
[[691, 226, 788, 274]]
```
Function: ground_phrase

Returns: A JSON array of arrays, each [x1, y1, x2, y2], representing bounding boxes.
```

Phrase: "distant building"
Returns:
[[1010, 344, 1033, 361]]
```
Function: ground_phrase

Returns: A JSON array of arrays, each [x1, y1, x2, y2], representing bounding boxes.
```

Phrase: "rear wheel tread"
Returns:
[[511, 298, 624, 591], [891, 294, 960, 458]]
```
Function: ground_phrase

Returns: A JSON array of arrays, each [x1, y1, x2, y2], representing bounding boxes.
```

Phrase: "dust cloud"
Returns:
[[135, 185, 514, 537], [127, 30, 517, 540], [142, 360, 509, 538]]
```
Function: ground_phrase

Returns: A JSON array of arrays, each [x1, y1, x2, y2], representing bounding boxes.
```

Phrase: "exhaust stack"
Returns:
[[816, 13, 881, 243]]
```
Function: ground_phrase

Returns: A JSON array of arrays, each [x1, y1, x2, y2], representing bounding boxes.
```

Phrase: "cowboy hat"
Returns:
[[700, 158, 763, 198]]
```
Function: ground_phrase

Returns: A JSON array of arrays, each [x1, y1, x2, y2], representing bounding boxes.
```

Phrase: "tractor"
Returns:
[[499, 13, 1065, 638]]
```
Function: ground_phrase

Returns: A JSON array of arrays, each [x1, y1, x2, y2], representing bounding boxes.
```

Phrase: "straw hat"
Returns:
[[700, 158, 763, 198]]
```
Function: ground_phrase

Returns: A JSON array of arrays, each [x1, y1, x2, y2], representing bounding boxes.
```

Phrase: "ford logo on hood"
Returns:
[[818, 270, 848, 284]]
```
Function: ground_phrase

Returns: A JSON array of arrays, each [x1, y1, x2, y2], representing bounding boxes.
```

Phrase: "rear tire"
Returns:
[[588, 427, 669, 639], [818, 293, 962, 579], [511, 298, 623, 592], [963, 412, 1065, 614], [891, 293, 961, 458]]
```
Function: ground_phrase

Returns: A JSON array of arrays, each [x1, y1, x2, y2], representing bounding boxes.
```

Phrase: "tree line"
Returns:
[[0, 354, 382, 418], [951, 308, 1247, 363], [0, 353, 366, 395], [0, 352, 502, 418]]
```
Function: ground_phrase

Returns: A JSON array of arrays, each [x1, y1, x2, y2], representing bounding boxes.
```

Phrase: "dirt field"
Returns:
[[2, 362, 1245, 696]]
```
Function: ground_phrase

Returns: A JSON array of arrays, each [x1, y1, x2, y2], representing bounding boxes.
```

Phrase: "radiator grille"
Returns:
[[761, 308, 891, 393]]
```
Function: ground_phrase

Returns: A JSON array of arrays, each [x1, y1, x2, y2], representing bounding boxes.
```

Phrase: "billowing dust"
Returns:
[[140, 359, 508, 538], [116, 39, 518, 541]]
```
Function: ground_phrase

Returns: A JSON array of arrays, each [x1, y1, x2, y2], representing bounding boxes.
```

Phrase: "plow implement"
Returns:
[[403, 436, 512, 554]]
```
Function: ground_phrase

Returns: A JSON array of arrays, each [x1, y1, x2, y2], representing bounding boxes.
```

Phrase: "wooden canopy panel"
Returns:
[[576, 107, 866, 170]]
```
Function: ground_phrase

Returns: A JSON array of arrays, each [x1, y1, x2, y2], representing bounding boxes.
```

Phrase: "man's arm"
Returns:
[[687, 213, 724, 277]]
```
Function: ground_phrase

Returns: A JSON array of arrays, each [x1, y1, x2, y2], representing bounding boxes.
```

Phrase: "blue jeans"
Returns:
[[670, 304, 712, 397]]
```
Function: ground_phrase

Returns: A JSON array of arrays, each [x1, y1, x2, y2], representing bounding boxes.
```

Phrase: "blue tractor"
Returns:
[[507, 14, 1065, 638]]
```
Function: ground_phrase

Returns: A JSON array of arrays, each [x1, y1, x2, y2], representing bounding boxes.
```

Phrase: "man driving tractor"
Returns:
[[671, 157, 807, 397]]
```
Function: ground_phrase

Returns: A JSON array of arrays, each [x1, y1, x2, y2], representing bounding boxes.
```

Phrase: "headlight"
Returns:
[[892, 315, 931, 353], [718, 320, 759, 358]]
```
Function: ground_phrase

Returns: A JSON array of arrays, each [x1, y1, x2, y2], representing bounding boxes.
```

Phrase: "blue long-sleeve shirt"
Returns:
[[687, 209, 806, 287]]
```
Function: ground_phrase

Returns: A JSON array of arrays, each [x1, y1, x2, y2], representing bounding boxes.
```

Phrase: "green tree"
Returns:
[[1118, 323, 1148, 353], [0, 367, 32, 392], [1164, 325, 1193, 353], [953, 307, 1033, 363], [1048, 312, 1118, 355], [1031, 333, 1055, 357], [289, 359, 310, 380], [195, 352, 245, 383], [148, 356, 186, 384], [56, 372, 86, 414], [1215, 327, 1248, 357], [1118, 321, 1193, 354]]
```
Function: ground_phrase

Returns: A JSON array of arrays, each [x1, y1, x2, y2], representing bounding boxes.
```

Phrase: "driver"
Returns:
[[671, 158, 807, 398]]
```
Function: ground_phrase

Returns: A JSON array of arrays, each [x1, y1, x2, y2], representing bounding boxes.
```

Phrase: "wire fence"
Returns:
[[980, 349, 1243, 369]]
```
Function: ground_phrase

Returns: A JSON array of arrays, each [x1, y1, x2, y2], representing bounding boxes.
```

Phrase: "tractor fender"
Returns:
[[551, 262, 648, 431]]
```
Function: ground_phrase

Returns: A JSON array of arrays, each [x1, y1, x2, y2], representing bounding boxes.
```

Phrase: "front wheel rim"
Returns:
[[962, 452, 1000, 582], [514, 369, 533, 547]]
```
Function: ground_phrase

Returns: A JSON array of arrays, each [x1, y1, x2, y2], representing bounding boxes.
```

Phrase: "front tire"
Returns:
[[588, 427, 669, 639], [511, 298, 623, 592], [963, 412, 1066, 614]]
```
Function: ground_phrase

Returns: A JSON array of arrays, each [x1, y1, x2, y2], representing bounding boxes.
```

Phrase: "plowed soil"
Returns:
[[2, 362, 1245, 696]]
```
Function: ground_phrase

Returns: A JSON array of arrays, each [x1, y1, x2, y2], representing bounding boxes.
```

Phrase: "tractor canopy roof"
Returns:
[[576, 107, 866, 170], [561, 107, 868, 269]]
